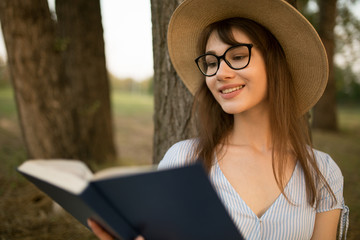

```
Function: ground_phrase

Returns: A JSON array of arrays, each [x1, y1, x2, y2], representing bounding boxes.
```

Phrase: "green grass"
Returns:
[[338, 104, 360, 134], [0, 87, 154, 118], [0, 87, 17, 118], [0, 127, 26, 178], [111, 90, 153, 117]]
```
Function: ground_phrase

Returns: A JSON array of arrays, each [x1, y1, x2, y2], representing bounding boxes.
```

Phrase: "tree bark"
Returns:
[[150, 0, 197, 163], [312, 0, 338, 130], [0, 0, 116, 163]]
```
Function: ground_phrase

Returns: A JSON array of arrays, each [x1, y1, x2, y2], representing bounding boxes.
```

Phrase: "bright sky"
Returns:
[[100, 0, 153, 81], [0, 1, 359, 80]]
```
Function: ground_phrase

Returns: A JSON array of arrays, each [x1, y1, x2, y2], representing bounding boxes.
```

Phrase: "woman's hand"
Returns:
[[87, 219, 145, 240]]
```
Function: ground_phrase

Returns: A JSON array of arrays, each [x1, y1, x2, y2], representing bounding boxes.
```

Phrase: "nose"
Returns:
[[216, 60, 235, 80]]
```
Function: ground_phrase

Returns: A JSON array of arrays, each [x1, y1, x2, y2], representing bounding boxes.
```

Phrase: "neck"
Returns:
[[229, 106, 272, 153]]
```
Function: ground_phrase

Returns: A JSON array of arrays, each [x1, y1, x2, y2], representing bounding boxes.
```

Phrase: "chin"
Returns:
[[220, 105, 244, 115]]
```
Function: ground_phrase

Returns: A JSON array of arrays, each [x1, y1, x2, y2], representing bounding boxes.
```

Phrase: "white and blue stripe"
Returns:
[[158, 139, 349, 240]]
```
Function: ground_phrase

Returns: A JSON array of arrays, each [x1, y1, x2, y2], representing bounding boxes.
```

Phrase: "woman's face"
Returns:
[[205, 28, 268, 115]]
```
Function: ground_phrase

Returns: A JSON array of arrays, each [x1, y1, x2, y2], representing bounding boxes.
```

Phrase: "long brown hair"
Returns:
[[193, 18, 335, 207]]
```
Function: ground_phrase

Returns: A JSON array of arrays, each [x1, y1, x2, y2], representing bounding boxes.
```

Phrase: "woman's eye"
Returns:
[[232, 55, 246, 61], [206, 61, 217, 68]]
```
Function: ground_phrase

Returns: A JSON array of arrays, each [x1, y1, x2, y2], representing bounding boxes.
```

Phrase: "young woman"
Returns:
[[90, 0, 349, 239]]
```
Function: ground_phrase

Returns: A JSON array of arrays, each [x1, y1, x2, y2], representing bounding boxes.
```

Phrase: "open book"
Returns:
[[18, 160, 243, 240]]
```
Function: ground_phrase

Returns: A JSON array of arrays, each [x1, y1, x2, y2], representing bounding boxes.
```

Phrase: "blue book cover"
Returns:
[[18, 160, 244, 240]]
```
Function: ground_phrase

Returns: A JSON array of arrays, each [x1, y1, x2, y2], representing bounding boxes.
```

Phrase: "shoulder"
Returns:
[[158, 139, 199, 170], [312, 149, 344, 211]]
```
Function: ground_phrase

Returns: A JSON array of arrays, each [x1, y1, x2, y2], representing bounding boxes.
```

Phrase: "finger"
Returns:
[[88, 219, 114, 240], [135, 236, 145, 240]]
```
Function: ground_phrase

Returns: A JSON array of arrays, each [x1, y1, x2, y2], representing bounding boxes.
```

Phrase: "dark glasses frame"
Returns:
[[194, 43, 253, 77]]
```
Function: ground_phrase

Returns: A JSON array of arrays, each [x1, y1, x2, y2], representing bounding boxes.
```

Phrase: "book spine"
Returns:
[[19, 172, 138, 240]]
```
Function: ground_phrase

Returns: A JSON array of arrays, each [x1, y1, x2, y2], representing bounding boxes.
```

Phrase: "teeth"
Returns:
[[221, 85, 245, 94]]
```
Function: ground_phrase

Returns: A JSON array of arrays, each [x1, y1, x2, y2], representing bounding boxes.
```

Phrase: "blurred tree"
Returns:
[[312, 0, 339, 130], [297, 0, 317, 23], [150, 0, 196, 163], [297, 0, 360, 128], [140, 76, 154, 95], [0, 0, 116, 163], [109, 74, 153, 94], [336, 1, 360, 74], [336, 65, 360, 103]]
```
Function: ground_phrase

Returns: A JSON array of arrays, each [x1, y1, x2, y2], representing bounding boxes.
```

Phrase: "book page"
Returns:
[[93, 164, 158, 180], [18, 159, 93, 194]]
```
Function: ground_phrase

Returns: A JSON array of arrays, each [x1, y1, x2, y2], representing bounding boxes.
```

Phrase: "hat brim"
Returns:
[[167, 0, 328, 114]]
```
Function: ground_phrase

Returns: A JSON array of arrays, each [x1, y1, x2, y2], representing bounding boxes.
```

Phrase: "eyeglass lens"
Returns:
[[196, 45, 251, 76]]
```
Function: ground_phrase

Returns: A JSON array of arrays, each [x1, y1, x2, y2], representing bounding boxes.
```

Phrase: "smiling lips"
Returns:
[[220, 85, 245, 94]]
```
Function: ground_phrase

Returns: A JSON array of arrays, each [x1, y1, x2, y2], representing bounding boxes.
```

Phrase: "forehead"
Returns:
[[205, 28, 252, 52]]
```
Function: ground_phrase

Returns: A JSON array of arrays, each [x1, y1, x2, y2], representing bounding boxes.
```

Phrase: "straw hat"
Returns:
[[167, 0, 328, 114]]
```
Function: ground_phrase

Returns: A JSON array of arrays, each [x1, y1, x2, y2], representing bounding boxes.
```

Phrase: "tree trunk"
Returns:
[[0, 0, 116, 163], [312, 0, 338, 131], [150, 0, 197, 163]]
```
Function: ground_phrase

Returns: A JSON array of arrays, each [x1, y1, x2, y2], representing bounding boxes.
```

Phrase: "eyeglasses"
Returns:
[[195, 44, 253, 77]]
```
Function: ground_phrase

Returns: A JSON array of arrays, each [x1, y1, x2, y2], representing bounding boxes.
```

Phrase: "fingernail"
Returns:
[[87, 219, 93, 227]]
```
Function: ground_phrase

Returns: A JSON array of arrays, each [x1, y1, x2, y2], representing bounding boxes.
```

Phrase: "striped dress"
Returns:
[[158, 139, 349, 240]]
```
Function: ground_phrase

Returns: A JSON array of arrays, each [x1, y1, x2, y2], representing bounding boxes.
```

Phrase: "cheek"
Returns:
[[255, 72, 268, 99], [254, 60, 268, 93], [205, 77, 216, 93]]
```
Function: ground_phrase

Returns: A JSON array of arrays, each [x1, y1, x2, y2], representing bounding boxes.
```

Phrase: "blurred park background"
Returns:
[[0, 0, 359, 239]]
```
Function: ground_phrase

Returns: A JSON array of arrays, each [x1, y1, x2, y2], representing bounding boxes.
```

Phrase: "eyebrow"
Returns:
[[205, 43, 252, 55], [205, 50, 217, 55]]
